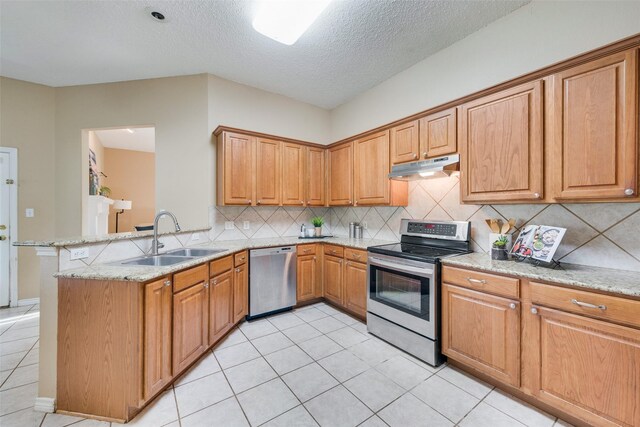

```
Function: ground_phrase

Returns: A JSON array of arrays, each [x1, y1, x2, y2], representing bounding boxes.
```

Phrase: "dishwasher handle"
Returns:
[[250, 246, 296, 257]]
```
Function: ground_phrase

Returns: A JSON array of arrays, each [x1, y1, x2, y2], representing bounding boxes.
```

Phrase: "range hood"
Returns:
[[389, 154, 460, 181]]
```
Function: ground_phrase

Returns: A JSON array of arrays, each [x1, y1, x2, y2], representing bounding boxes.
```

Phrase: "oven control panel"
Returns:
[[407, 222, 457, 237]]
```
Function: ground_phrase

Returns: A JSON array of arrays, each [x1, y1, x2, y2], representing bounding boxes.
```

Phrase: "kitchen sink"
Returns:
[[119, 255, 197, 267], [166, 248, 227, 257]]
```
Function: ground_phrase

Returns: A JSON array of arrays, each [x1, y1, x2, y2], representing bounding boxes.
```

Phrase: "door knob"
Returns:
[[0, 236, 6, 241]]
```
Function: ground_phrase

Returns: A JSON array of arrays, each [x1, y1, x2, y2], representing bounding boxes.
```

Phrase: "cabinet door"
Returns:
[[344, 261, 367, 318], [221, 132, 254, 205], [209, 270, 233, 346], [233, 264, 248, 323], [307, 147, 326, 206], [550, 49, 638, 201], [328, 142, 353, 206], [354, 130, 390, 205], [459, 80, 544, 203], [390, 120, 420, 165], [323, 255, 343, 306], [173, 282, 209, 374], [528, 306, 640, 427], [297, 254, 318, 303], [419, 107, 457, 159], [282, 142, 306, 206], [255, 137, 281, 206], [441, 284, 520, 387], [143, 278, 172, 400]]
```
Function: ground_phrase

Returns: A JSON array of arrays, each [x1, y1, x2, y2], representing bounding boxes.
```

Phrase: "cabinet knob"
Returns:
[[313, 256, 316, 260], [164, 280, 171, 287], [247, 200, 252, 204], [204, 283, 209, 289], [212, 278, 217, 285], [354, 201, 358, 206], [531, 307, 538, 315], [509, 303, 517, 310], [423, 152, 428, 159], [300, 200, 304, 205], [625, 188, 634, 196], [338, 259, 342, 264], [348, 200, 352, 205], [257, 200, 261, 205], [307, 200, 311, 204], [413, 153, 418, 159], [235, 267, 240, 272], [533, 193, 541, 199]]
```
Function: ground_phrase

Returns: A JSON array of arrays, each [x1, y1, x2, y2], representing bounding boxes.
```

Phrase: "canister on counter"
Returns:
[[354, 225, 363, 239]]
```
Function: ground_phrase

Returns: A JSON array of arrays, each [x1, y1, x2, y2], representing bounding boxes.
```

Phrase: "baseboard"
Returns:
[[17, 298, 40, 306], [34, 397, 56, 413]]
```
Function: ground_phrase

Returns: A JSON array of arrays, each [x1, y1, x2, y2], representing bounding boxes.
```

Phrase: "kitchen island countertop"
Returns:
[[442, 252, 640, 298]]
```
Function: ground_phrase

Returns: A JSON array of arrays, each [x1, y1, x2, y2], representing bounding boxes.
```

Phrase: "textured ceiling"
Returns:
[[0, 0, 529, 108], [94, 127, 155, 153]]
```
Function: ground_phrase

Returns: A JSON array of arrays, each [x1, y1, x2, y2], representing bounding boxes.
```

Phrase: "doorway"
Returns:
[[0, 147, 18, 307], [85, 127, 156, 235]]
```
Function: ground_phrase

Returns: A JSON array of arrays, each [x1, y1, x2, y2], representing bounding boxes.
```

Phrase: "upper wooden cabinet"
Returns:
[[255, 137, 281, 206], [218, 131, 254, 205], [419, 107, 457, 159], [390, 120, 420, 165], [354, 130, 390, 205], [459, 80, 544, 203], [281, 142, 305, 206], [306, 146, 326, 206], [328, 142, 353, 206], [549, 49, 638, 201]]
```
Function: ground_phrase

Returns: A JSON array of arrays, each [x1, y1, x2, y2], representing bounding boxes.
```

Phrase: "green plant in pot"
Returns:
[[311, 216, 324, 237], [491, 235, 509, 260], [99, 186, 112, 198]]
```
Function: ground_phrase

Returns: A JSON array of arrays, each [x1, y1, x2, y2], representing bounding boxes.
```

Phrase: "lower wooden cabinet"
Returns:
[[297, 252, 321, 302], [323, 254, 343, 306], [344, 260, 367, 318], [528, 306, 640, 427], [143, 277, 173, 400], [233, 263, 248, 323], [173, 282, 209, 374], [209, 270, 233, 345], [441, 283, 521, 387]]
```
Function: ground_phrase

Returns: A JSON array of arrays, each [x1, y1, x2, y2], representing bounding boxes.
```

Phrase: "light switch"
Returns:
[[224, 221, 235, 230], [243, 221, 250, 230], [25, 208, 34, 218]]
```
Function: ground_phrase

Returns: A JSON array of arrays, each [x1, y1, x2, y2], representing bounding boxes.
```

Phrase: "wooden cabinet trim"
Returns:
[[173, 264, 209, 294], [210, 256, 233, 277], [234, 251, 248, 267], [442, 266, 520, 299]]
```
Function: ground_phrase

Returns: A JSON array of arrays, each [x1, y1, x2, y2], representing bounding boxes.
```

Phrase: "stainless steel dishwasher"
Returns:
[[248, 246, 297, 319]]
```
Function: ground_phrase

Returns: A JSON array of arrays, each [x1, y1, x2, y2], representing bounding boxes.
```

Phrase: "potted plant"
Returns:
[[311, 216, 324, 237], [491, 235, 509, 260], [99, 186, 112, 198]]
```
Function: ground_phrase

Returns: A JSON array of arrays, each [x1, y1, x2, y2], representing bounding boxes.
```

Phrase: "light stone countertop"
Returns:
[[14, 226, 212, 247], [442, 252, 640, 298], [54, 236, 394, 282]]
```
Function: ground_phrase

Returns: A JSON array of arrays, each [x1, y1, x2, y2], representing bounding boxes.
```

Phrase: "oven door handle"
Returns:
[[368, 257, 434, 277]]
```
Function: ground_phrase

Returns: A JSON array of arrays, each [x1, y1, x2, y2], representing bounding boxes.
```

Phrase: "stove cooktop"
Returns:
[[368, 242, 470, 263]]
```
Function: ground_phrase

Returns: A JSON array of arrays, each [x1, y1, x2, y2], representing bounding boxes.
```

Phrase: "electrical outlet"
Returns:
[[25, 208, 34, 218], [362, 221, 368, 229], [191, 233, 200, 241], [243, 221, 250, 230], [70, 247, 89, 260], [224, 221, 235, 230]]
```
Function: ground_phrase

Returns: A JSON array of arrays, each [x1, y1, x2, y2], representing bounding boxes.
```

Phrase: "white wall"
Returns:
[[330, 1, 640, 141]]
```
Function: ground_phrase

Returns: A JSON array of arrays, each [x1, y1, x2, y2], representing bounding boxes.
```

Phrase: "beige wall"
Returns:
[[330, 1, 640, 141], [0, 77, 56, 300], [103, 148, 155, 233]]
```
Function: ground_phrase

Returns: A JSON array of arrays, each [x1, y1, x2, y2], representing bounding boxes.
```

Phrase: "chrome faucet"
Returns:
[[151, 210, 181, 255]]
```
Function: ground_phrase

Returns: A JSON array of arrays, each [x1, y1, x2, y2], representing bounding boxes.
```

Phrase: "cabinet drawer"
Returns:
[[530, 282, 640, 329], [324, 244, 344, 257], [344, 248, 367, 263], [442, 266, 519, 299], [234, 251, 248, 267], [297, 244, 317, 256], [210, 256, 233, 277], [173, 264, 208, 293]]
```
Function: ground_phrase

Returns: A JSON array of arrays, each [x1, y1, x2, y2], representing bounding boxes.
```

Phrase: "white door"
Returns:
[[0, 152, 11, 306]]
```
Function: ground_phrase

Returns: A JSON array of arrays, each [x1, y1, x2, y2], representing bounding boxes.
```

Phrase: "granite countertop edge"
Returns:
[[441, 253, 640, 299], [54, 237, 393, 282]]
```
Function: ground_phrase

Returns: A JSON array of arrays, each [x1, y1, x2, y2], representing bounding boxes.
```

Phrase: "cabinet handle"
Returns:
[[423, 152, 428, 159], [531, 307, 538, 315], [571, 299, 606, 311], [204, 283, 209, 289], [466, 278, 486, 285], [353, 253, 361, 259], [346, 261, 351, 266], [235, 267, 240, 272], [625, 188, 634, 196], [509, 302, 517, 310], [533, 193, 541, 199], [164, 280, 171, 287]]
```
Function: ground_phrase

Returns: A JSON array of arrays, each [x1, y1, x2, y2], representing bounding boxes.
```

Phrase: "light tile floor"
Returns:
[[0, 303, 574, 427]]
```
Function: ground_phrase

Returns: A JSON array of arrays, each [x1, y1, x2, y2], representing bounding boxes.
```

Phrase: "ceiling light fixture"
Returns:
[[252, 0, 332, 46], [150, 11, 166, 22]]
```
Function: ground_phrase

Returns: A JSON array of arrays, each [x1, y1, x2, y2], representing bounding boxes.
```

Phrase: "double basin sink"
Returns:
[[117, 248, 228, 267]]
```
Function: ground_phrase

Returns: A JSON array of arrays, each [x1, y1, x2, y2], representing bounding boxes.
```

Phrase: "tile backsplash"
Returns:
[[210, 175, 640, 272]]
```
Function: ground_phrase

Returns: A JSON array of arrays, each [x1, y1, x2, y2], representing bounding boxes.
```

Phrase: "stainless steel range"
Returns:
[[367, 219, 471, 366]]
